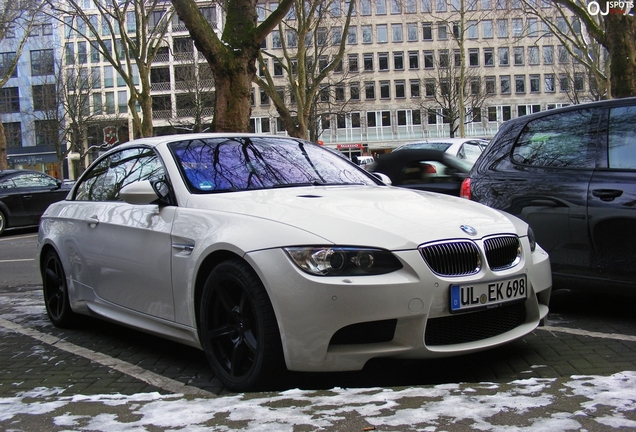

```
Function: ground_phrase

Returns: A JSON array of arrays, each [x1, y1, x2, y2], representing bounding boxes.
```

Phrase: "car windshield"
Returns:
[[396, 143, 452, 152], [169, 137, 378, 193]]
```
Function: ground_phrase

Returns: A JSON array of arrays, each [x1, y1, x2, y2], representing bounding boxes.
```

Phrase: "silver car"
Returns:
[[38, 134, 551, 391]]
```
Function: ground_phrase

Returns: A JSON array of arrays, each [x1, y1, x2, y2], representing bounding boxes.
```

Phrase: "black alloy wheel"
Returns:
[[42, 250, 77, 327], [200, 259, 283, 392]]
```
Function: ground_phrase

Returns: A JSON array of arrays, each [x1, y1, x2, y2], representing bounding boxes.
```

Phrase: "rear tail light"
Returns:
[[421, 163, 437, 174], [460, 177, 471, 199]]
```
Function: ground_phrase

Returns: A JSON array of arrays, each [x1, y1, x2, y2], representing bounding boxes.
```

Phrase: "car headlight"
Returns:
[[284, 247, 403, 276], [527, 226, 536, 252]]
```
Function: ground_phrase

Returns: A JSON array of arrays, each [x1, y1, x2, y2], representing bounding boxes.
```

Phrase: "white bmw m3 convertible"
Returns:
[[38, 134, 551, 391]]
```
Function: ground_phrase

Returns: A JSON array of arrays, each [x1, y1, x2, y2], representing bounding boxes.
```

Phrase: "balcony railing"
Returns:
[[151, 82, 171, 92], [152, 110, 172, 119]]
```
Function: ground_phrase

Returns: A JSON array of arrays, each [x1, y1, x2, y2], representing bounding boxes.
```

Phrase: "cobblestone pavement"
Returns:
[[1, 285, 635, 431]]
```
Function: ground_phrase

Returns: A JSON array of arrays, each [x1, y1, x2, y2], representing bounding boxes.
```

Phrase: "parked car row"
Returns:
[[24, 97, 634, 393]]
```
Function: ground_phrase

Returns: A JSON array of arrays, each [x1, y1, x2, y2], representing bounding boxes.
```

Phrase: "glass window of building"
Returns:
[[378, 52, 389, 70], [394, 52, 404, 69], [407, 23, 418, 41], [530, 74, 540, 93], [365, 81, 375, 99], [484, 48, 494, 66], [349, 54, 359, 72], [364, 53, 373, 71], [377, 24, 388, 43], [512, 18, 523, 37], [411, 79, 421, 97], [350, 83, 360, 100], [347, 26, 358, 44], [544, 74, 555, 92], [395, 80, 406, 98], [500, 75, 511, 94], [482, 20, 493, 38], [376, 0, 387, 14], [515, 75, 525, 93], [362, 25, 372, 43], [423, 50, 434, 68], [498, 47, 509, 66], [513, 47, 524, 65], [543, 46, 553, 64], [438, 23, 448, 40], [392, 23, 403, 42], [409, 51, 419, 69], [497, 19, 508, 38], [361, 0, 372, 15]]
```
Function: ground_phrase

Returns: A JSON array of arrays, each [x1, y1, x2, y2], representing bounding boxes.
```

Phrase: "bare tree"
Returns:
[[0, 1, 46, 169], [169, 62, 215, 133], [45, 0, 175, 139], [253, 0, 355, 140], [550, 0, 635, 98], [522, 0, 610, 100], [170, 0, 294, 133], [421, 0, 495, 137], [26, 55, 128, 178], [419, 41, 491, 137]]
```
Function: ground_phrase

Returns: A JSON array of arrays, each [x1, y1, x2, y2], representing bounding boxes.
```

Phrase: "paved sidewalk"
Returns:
[[1, 287, 635, 431]]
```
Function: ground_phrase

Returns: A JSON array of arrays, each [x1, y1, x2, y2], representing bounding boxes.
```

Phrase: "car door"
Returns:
[[0, 177, 28, 227], [15, 172, 67, 225], [71, 147, 177, 320], [587, 104, 636, 284], [476, 108, 603, 277]]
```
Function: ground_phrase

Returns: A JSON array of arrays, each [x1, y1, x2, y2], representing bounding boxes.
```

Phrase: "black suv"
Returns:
[[461, 98, 636, 290]]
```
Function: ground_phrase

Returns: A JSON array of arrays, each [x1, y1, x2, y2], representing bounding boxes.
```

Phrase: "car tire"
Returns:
[[200, 259, 284, 392], [0, 209, 6, 236], [41, 250, 78, 328]]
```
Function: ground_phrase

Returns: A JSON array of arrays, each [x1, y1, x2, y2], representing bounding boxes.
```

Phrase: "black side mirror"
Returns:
[[151, 179, 176, 206]]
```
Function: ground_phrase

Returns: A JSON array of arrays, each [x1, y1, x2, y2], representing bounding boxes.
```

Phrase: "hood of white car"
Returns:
[[186, 186, 522, 250]]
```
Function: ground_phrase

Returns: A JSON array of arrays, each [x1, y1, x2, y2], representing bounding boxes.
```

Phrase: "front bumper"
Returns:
[[245, 242, 551, 372]]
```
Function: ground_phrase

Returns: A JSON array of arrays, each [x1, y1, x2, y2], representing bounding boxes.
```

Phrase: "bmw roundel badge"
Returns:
[[460, 225, 477, 236]]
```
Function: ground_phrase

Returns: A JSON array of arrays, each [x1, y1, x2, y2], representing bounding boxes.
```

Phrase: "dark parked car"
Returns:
[[461, 98, 636, 290], [368, 149, 472, 196], [0, 170, 70, 235]]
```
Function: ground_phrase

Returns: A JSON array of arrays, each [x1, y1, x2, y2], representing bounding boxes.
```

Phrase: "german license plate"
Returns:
[[450, 275, 527, 313]]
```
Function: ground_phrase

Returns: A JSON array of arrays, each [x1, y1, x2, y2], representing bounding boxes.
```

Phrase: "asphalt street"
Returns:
[[1, 230, 635, 431]]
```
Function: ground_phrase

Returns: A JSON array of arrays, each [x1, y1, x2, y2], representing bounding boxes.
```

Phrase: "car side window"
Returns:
[[11, 173, 58, 188], [0, 179, 15, 189], [608, 106, 636, 169], [458, 143, 483, 164], [74, 147, 165, 201], [511, 109, 600, 168]]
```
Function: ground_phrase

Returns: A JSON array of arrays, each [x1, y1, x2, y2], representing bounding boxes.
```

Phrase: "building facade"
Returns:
[[1, 0, 593, 177]]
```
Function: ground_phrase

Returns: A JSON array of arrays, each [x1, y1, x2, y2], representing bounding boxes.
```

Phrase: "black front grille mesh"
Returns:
[[420, 236, 521, 276], [425, 302, 527, 346], [419, 241, 480, 276], [484, 236, 521, 270]]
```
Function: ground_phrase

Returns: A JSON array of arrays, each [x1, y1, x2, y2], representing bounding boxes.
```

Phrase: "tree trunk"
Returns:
[[605, 13, 636, 98], [211, 59, 255, 132]]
